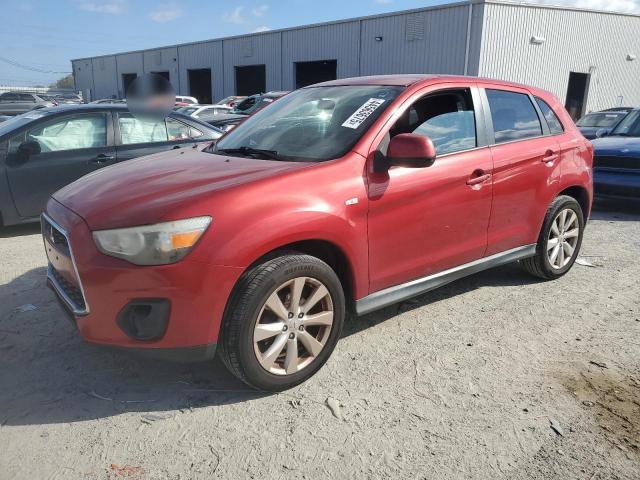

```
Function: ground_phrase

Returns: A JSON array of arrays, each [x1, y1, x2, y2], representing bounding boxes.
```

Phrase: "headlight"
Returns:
[[93, 216, 211, 265]]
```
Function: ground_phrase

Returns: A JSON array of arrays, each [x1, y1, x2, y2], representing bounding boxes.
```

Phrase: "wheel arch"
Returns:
[[557, 185, 591, 220], [240, 239, 357, 312]]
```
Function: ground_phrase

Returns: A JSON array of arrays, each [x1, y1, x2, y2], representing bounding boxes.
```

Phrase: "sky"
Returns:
[[1, 0, 638, 87]]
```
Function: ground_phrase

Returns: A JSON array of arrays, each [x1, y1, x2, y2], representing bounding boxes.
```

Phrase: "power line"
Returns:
[[0, 55, 71, 74]]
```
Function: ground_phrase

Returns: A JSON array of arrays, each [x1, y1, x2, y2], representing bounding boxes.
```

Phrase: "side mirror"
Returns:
[[385, 133, 436, 169], [18, 140, 41, 157], [595, 128, 609, 138]]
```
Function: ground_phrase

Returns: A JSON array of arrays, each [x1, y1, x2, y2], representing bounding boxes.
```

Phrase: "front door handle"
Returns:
[[89, 154, 114, 164], [542, 150, 559, 163], [466, 171, 491, 186]]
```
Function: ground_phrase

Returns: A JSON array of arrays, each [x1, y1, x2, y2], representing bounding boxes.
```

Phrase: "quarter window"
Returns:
[[486, 89, 542, 143], [534, 97, 564, 134], [26, 114, 107, 152]]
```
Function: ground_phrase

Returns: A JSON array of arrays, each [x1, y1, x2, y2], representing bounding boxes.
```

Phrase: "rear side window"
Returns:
[[486, 89, 542, 143], [118, 113, 168, 144], [535, 97, 564, 134]]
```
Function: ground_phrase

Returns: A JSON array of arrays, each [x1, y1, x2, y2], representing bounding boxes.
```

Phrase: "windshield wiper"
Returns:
[[217, 146, 284, 161]]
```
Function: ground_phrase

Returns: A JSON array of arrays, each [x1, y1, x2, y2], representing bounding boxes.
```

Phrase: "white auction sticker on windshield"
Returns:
[[341, 98, 386, 129]]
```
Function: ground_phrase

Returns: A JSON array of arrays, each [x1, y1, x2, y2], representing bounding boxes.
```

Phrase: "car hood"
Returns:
[[591, 136, 640, 157], [52, 146, 310, 230]]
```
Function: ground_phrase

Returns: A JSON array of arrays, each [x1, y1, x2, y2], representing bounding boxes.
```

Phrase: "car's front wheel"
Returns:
[[520, 195, 585, 279], [218, 252, 345, 391]]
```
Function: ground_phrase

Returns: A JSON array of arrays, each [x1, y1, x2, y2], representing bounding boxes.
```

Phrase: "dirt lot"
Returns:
[[0, 200, 639, 480]]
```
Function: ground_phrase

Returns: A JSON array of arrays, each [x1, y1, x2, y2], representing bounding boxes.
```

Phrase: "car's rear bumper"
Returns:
[[43, 198, 243, 361]]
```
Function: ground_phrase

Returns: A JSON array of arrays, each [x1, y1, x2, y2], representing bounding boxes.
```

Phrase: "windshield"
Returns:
[[611, 110, 640, 137], [230, 96, 269, 115], [215, 85, 403, 162], [178, 107, 198, 116], [576, 112, 625, 128]]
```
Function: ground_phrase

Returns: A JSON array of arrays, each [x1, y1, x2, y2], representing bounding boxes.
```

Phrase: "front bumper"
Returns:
[[42, 198, 243, 361]]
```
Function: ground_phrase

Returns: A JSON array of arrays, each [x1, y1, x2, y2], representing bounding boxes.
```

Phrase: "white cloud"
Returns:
[[374, 0, 393, 4], [252, 4, 269, 17], [149, 3, 183, 22], [531, 0, 639, 13], [79, 0, 126, 14], [253, 26, 271, 32], [223, 6, 246, 24]]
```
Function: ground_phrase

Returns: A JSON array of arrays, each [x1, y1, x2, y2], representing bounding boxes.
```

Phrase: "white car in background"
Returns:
[[176, 104, 232, 119], [175, 95, 198, 106], [214, 96, 247, 108]]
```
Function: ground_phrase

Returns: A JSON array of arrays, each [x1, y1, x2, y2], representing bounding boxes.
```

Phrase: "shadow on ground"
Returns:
[[0, 222, 41, 238]]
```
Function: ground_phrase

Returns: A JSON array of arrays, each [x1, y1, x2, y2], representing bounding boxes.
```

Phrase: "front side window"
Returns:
[[26, 114, 107, 152], [535, 97, 564, 134], [19, 94, 36, 102], [215, 85, 403, 162], [486, 89, 542, 143], [118, 114, 168, 144], [388, 89, 477, 155]]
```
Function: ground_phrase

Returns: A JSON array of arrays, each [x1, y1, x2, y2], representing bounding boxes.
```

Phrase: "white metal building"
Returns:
[[71, 0, 640, 118]]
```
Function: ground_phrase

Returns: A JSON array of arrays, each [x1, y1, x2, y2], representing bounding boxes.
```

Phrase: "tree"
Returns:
[[50, 74, 74, 89]]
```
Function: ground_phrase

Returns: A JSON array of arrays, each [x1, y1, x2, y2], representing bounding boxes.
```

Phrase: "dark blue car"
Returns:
[[576, 109, 630, 140], [591, 108, 640, 200]]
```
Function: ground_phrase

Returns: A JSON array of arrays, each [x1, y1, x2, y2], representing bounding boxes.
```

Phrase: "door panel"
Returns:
[[368, 148, 493, 293], [366, 84, 492, 294], [6, 112, 115, 218], [480, 87, 562, 255]]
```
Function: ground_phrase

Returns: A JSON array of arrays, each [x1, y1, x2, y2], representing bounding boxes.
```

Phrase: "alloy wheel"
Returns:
[[253, 277, 334, 375], [547, 208, 580, 269]]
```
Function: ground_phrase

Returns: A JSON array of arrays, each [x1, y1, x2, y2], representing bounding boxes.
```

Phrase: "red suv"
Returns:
[[42, 75, 593, 391]]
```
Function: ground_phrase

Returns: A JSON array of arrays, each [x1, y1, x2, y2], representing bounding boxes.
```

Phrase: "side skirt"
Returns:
[[355, 244, 536, 316]]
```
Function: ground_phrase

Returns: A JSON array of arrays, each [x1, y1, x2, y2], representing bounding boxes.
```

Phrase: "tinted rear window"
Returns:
[[486, 89, 542, 143]]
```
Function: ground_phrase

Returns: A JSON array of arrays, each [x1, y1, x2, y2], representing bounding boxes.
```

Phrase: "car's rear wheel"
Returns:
[[520, 195, 585, 279], [218, 252, 345, 391]]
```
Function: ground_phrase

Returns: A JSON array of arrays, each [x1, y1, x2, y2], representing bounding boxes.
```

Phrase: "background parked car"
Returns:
[[0, 92, 56, 115], [175, 95, 198, 107], [53, 93, 83, 105], [176, 104, 232, 119], [0, 105, 222, 226], [214, 96, 246, 108], [591, 107, 640, 200], [576, 109, 630, 139], [203, 91, 288, 131]]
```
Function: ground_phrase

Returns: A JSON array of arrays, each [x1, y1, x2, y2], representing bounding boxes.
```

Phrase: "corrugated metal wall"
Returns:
[[281, 21, 361, 89], [72, 59, 94, 99], [143, 47, 179, 89], [91, 55, 117, 100], [222, 32, 282, 97], [114, 52, 143, 98], [71, 1, 640, 110], [177, 41, 223, 99], [479, 2, 640, 111], [360, 4, 474, 75]]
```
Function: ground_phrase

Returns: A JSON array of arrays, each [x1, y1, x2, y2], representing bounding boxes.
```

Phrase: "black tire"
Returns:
[[520, 195, 585, 280], [218, 252, 345, 391]]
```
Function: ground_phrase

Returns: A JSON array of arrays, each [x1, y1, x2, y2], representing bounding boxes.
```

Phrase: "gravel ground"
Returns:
[[0, 200, 639, 480]]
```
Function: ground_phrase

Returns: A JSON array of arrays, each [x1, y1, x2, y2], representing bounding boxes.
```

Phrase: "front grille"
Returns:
[[49, 266, 86, 311], [594, 155, 640, 171], [42, 213, 89, 315], [42, 217, 70, 254]]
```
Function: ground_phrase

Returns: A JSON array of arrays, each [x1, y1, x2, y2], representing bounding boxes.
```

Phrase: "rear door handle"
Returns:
[[466, 172, 491, 186], [89, 154, 114, 164], [542, 150, 559, 163]]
